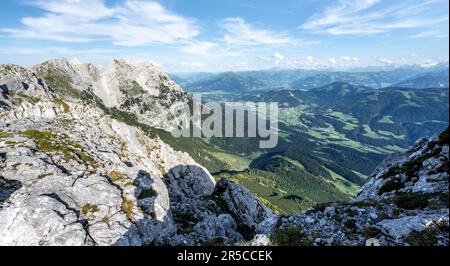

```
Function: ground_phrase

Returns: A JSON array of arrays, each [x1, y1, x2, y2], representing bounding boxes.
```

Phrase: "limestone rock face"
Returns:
[[0, 64, 54, 113], [250, 234, 271, 246], [357, 133, 449, 202], [213, 178, 274, 235], [0, 112, 188, 246], [0, 61, 273, 246], [33, 58, 189, 130], [34, 58, 100, 94], [1, 64, 53, 98]]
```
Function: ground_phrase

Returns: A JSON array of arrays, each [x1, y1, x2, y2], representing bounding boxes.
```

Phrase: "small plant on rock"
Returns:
[[270, 225, 314, 246]]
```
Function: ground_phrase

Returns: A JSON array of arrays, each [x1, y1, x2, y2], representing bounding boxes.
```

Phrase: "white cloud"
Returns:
[[0, 46, 117, 56], [2, 0, 199, 46], [255, 55, 322, 69], [273, 52, 284, 61], [178, 40, 244, 59], [340, 56, 360, 64], [221, 17, 296, 46], [179, 41, 218, 56], [177, 18, 310, 61], [409, 28, 449, 38], [374, 57, 394, 65], [301, 0, 449, 37], [230, 62, 248, 68], [180, 61, 207, 68], [420, 61, 439, 68], [31, 0, 115, 21], [257, 56, 272, 63]]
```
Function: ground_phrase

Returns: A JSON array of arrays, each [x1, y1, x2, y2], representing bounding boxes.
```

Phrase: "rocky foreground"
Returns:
[[268, 130, 449, 246], [0, 60, 448, 246]]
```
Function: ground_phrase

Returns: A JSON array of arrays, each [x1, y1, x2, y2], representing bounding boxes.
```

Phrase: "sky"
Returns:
[[0, 0, 448, 73]]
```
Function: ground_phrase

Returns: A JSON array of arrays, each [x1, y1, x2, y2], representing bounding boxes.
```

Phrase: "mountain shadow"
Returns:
[[0, 176, 22, 204], [0, 152, 23, 204]]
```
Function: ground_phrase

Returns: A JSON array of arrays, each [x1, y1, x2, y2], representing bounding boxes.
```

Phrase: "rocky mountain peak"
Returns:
[[1, 64, 53, 97], [34, 58, 100, 95], [32, 58, 188, 130], [0, 64, 55, 115]]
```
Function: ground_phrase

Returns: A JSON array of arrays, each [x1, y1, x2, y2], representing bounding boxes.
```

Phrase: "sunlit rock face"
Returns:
[[33, 58, 189, 130], [0, 61, 272, 246]]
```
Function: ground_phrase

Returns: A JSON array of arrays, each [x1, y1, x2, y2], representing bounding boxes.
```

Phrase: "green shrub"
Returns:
[[108, 171, 127, 182], [343, 219, 356, 231], [405, 229, 437, 246], [270, 226, 314, 246], [332, 215, 343, 222], [313, 202, 331, 212], [82, 203, 99, 216], [19, 130, 94, 165], [427, 140, 438, 150], [121, 199, 134, 220], [402, 144, 443, 180], [440, 193, 449, 208], [53, 98, 70, 113], [437, 128, 449, 146], [0, 130, 12, 139], [363, 226, 381, 238], [77, 152, 94, 165], [393, 193, 428, 210], [37, 173, 52, 180], [379, 166, 401, 179], [137, 188, 158, 199], [352, 200, 380, 207], [378, 179, 403, 195], [204, 237, 225, 246], [172, 211, 199, 234], [435, 163, 449, 175]]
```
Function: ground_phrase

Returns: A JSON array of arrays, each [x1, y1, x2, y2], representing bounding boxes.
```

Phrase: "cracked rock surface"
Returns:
[[264, 131, 449, 246], [0, 62, 273, 246]]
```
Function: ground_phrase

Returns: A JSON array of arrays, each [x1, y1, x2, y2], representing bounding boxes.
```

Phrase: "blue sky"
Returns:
[[0, 0, 448, 72]]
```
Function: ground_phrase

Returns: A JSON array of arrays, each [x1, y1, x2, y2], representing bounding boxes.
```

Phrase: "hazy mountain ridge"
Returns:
[[181, 65, 449, 92], [394, 70, 449, 89], [184, 72, 267, 92], [211, 82, 448, 144]]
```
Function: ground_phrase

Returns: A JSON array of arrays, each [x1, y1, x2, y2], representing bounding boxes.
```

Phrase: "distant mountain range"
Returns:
[[181, 72, 267, 93], [175, 63, 449, 92], [202, 81, 448, 214], [394, 70, 449, 89]]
